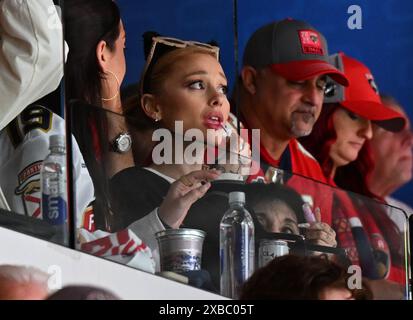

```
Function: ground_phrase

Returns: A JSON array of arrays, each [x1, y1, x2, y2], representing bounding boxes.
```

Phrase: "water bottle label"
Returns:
[[236, 230, 248, 280], [42, 193, 67, 225]]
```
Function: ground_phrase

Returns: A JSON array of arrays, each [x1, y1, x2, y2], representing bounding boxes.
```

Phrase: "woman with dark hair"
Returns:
[[64, 0, 133, 231], [299, 53, 407, 291], [65, 0, 125, 111], [63, 0, 155, 273], [244, 183, 337, 247], [240, 255, 372, 300]]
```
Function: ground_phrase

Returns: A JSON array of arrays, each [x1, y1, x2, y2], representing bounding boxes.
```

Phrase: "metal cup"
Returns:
[[258, 239, 289, 268], [155, 228, 206, 273]]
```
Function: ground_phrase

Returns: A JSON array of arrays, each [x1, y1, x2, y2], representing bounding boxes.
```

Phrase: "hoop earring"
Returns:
[[102, 70, 120, 101]]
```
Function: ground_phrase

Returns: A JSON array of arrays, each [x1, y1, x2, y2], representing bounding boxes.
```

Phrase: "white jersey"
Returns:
[[0, 0, 67, 130], [0, 104, 95, 230], [0, 105, 156, 272]]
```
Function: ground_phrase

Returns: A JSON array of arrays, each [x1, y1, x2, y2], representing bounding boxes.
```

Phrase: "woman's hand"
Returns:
[[305, 208, 337, 247], [158, 169, 221, 228], [214, 119, 252, 177]]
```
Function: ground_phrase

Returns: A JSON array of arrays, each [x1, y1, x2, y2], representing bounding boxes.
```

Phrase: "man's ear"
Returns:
[[96, 40, 110, 71], [141, 93, 161, 120], [241, 66, 258, 95]]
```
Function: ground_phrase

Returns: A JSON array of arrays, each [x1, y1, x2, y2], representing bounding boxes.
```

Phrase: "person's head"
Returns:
[[64, 0, 126, 106], [239, 19, 348, 141], [0, 265, 49, 300], [368, 95, 413, 196], [240, 255, 371, 300], [137, 34, 230, 146], [245, 183, 305, 234], [300, 53, 405, 184], [47, 285, 119, 300]]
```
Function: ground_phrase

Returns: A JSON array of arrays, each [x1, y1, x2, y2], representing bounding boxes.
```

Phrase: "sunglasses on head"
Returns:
[[140, 36, 220, 94]]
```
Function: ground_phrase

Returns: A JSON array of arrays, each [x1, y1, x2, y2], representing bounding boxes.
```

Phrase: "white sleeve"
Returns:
[[77, 228, 156, 274], [0, 0, 67, 130], [128, 208, 166, 272]]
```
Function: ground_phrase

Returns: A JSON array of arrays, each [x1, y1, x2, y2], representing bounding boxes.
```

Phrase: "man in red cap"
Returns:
[[236, 19, 349, 224]]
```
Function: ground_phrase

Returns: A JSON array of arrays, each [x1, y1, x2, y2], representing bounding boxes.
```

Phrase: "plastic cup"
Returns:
[[155, 228, 206, 273]]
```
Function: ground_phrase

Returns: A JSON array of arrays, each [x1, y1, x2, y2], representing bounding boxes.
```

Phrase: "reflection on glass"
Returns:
[[69, 101, 410, 299]]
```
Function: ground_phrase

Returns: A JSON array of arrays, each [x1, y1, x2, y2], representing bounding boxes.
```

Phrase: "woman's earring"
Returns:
[[101, 70, 120, 101], [154, 117, 160, 122]]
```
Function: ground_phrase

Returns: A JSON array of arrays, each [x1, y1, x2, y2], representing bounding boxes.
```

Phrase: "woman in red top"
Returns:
[[300, 52, 407, 297]]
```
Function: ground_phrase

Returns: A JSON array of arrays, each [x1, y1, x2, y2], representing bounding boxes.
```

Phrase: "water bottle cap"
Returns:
[[50, 134, 65, 148], [228, 191, 245, 204]]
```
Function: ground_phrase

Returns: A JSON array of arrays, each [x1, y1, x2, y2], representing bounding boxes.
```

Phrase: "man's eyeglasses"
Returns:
[[324, 81, 337, 98], [140, 36, 220, 94]]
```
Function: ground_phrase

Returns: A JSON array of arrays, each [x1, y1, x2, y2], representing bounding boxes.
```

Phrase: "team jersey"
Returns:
[[0, 105, 156, 272], [0, 104, 94, 230]]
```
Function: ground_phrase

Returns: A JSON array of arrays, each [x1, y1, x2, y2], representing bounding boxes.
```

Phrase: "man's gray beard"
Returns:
[[290, 121, 313, 138], [290, 112, 315, 138]]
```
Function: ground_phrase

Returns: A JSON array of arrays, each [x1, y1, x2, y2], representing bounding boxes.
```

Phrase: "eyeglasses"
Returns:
[[140, 36, 220, 94], [324, 81, 337, 98]]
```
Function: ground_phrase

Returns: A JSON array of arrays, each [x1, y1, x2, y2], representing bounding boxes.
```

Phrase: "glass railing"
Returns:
[[67, 102, 410, 299], [1, 0, 412, 301]]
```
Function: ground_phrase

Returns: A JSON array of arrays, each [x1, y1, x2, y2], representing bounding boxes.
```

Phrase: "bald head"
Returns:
[[0, 265, 49, 300], [368, 96, 413, 197]]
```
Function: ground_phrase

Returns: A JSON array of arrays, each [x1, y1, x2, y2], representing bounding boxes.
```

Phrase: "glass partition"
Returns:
[[68, 101, 410, 299], [62, 0, 413, 300], [1, 0, 411, 301]]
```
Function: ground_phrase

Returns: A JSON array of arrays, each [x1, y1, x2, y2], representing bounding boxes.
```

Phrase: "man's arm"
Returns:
[[0, 0, 66, 130]]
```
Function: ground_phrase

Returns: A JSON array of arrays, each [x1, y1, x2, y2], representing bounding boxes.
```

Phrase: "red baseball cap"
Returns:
[[324, 52, 406, 132], [243, 19, 349, 86]]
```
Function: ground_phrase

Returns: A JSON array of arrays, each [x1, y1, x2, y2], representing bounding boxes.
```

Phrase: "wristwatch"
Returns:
[[111, 132, 132, 154]]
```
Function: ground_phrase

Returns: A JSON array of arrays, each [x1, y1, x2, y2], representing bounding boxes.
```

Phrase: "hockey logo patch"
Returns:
[[15, 161, 42, 218], [298, 30, 324, 55]]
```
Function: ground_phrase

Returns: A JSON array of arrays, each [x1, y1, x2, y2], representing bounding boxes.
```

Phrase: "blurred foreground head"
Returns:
[[0, 265, 49, 300], [47, 285, 119, 300], [240, 255, 371, 300]]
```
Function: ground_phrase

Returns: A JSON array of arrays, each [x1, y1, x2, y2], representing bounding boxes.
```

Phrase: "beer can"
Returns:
[[258, 239, 289, 268]]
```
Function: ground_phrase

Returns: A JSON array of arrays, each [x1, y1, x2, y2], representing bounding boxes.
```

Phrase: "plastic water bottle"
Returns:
[[40, 134, 68, 246], [220, 191, 254, 299]]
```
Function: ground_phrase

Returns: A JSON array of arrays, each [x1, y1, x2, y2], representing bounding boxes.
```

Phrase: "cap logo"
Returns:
[[365, 73, 379, 95], [298, 30, 324, 55]]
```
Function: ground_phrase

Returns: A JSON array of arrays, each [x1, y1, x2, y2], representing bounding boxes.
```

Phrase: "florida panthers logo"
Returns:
[[15, 161, 42, 218]]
